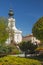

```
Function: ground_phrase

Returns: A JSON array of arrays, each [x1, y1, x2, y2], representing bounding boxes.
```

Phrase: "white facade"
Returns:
[[23, 34, 40, 45], [6, 11, 22, 44], [31, 36, 40, 45]]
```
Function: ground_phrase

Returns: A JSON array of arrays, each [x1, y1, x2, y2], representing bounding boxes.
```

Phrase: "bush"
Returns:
[[0, 45, 21, 57], [8, 45, 21, 54], [35, 47, 43, 55], [0, 56, 41, 65]]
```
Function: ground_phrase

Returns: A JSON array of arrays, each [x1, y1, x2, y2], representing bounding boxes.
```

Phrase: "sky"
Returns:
[[0, 0, 43, 36]]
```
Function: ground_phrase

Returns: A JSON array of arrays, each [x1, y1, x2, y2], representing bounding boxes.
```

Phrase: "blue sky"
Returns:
[[0, 0, 43, 36]]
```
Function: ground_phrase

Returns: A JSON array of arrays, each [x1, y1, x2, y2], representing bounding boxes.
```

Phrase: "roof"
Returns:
[[23, 34, 33, 38]]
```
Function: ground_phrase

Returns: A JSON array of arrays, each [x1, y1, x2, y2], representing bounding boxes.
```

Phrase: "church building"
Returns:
[[6, 8, 22, 44]]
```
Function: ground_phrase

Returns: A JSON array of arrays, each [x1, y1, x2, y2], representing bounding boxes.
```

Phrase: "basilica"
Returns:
[[6, 8, 22, 45]]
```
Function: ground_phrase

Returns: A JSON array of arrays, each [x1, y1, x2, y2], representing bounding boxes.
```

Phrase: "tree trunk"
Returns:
[[25, 52, 27, 58]]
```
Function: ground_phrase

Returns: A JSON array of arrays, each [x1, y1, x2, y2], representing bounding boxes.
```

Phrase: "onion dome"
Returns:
[[8, 8, 14, 17]]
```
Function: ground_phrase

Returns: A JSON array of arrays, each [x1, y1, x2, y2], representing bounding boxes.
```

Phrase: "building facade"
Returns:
[[23, 34, 40, 45]]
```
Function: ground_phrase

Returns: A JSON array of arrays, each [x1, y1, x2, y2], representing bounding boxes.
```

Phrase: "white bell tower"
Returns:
[[6, 8, 22, 45]]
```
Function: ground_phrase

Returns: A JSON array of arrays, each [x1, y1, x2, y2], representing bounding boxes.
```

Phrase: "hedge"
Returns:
[[0, 56, 41, 65]]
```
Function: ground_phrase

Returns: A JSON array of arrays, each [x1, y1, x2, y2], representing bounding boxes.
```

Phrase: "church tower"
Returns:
[[6, 8, 22, 45]]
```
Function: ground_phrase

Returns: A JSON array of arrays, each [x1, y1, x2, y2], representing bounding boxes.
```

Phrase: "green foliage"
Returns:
[[36, 46, 43, 56], [0, 56, 41, 65], [19, 41, 38, 57], [19, 41, 28, 52], [0, 45, 21, 57], [8, 45, 21, 54], [19, 41, 38, 52], [32, 17, 43, 42], [0, 45, 12, 56], [27, 41, 38, 51], [12, 49, 21, 54], [0, 17, 8, 44]]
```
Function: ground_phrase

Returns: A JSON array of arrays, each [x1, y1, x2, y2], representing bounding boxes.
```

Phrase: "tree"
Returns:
[[0, 17, 8, 45], [19, 41, 38, 57], [32, 17, 43, 42], [19, 41, 27, 57], [27, 41, 38, 54]]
